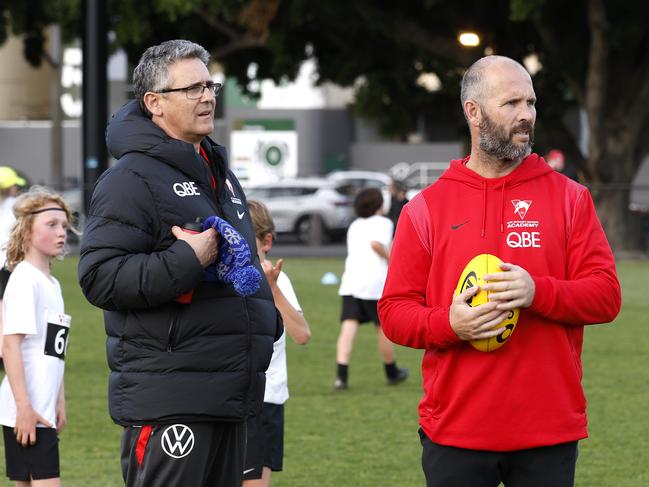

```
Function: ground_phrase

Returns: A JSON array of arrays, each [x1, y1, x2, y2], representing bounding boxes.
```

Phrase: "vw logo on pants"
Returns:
[[161, 424, 195, 459]]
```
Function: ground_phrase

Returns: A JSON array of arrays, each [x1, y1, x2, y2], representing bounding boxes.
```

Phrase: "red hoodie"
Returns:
[[378, 154, 621, 451]]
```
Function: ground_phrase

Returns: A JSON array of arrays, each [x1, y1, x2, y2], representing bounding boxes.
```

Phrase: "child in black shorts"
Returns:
[[243, 200, 311, 487], [334, 188, 408, 390], [0, 188, 76, 485]]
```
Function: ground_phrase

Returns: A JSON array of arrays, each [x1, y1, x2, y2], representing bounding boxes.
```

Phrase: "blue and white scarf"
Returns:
[[202, 216, 261, 296]]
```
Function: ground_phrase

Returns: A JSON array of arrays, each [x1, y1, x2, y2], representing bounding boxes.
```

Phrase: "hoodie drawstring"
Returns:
[[481, 181, 506, 237], [481, 181, 487, 238], [500, 182, 506, 233]]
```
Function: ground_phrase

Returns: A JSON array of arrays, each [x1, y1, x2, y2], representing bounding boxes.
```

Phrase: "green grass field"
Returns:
[[0, 257, 647, 486]]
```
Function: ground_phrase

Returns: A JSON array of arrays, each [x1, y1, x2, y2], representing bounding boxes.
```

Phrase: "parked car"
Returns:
[[326, 170, 391, 193], [243, 178, 354, 244], [326, 170, 392, 212]]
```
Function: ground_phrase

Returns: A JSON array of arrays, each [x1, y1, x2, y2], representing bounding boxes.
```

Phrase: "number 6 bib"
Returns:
[[44, 311, 71, 360]]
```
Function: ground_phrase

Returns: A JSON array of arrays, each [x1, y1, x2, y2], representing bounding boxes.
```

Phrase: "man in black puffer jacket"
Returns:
[[78, 40, 282, 487]]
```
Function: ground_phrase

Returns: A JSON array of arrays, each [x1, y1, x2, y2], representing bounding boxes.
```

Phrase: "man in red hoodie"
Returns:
[[378, 55, 621, 487]]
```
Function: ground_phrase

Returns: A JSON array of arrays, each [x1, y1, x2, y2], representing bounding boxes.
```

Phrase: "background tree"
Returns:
[[1, 0, 647, 251], [249, 0, 648, 252]]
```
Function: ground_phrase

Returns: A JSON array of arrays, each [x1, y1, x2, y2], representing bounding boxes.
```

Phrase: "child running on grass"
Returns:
[[334, 187, 408, 390], [243, 199, 311, 487], [0, 187, 76, 486]]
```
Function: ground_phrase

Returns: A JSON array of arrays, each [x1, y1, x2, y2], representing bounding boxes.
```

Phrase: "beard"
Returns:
[[479, 111, 534, 161]]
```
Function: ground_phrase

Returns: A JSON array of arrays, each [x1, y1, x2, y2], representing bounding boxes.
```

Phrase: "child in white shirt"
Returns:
[[243, 199, 311, 487], [335, 187, 408, 390], [0, 187, 77, 486]]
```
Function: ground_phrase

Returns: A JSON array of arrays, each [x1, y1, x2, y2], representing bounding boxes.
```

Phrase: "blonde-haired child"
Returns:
[[0, 187, 77, 486]]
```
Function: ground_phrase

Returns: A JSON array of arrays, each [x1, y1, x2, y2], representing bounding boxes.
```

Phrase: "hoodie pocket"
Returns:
[[425, 350, 443, 420], [565, 328, 587, 413]]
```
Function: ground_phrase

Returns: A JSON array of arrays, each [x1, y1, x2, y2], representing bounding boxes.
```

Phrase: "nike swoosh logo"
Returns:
[[237, 210, 245, 219], [451, 220, 470, 230], [243, 468, 255, 474]]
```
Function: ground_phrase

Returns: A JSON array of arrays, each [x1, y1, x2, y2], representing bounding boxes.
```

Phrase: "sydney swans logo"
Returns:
[[511, 200, 532, 220], [161, 424, 195, 459]]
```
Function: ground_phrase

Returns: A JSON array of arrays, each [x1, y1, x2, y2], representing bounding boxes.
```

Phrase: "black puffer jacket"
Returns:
[[78, 101, 281, 426]]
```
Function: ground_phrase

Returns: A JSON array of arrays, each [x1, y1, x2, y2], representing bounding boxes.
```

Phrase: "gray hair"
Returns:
[[133, 40, 210, 116], [460, 55, 525, 112], [461, 58, 488, 107]]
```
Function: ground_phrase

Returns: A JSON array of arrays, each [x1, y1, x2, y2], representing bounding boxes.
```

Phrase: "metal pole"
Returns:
[[82, 0, 108, 213], [48, 24, 63, 191]]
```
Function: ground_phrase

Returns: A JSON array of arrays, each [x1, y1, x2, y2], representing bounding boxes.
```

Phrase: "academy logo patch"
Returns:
[[507, 198, 541, 248], [511, 199, 532, 220], [161, 424, 195, 459]]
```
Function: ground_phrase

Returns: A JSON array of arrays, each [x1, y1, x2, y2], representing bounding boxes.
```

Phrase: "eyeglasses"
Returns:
[[156, 81, 222, 99]]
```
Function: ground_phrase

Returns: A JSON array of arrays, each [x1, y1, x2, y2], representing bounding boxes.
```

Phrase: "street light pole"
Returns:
[[48, 24, 63, 191], [81, 0, 108, 213]]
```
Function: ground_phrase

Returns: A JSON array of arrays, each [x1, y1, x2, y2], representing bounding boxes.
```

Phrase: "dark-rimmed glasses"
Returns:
[[156, 81, 222, 99]]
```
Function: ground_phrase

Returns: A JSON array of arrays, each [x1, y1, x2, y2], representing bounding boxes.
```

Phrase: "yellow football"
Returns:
[[454, 254, 519, 352]]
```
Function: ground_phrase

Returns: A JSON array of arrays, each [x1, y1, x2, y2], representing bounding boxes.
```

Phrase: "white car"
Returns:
[[326, 170, 391, 191], [243, 178, 354, 244], [326, 170, 392, 212]]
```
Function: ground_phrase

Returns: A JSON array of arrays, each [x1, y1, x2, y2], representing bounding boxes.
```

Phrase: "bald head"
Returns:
[[461, 56, 537, 168], [461, 56, 531, 108]]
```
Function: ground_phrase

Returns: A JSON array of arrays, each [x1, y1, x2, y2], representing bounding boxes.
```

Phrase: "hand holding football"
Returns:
[[454, 254, 520, 352]]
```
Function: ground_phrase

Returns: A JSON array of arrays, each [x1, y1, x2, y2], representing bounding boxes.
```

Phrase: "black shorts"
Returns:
[[121, 421, 245, 487], [0, 267, 11, 298], [243, 403, 284, 480], [3, 426, 60, 481], [340, 295, 380, 325], [419, 429, 578, 487]]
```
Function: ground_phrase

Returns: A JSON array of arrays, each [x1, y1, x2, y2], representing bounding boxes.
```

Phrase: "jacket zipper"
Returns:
[[167, 309, 179, 352], [206, 144, 251, 414], [242, 297, 253, 417]]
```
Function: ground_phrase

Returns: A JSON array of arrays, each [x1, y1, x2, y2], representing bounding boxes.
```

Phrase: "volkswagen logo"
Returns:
[[161, 424, 195, 459]]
